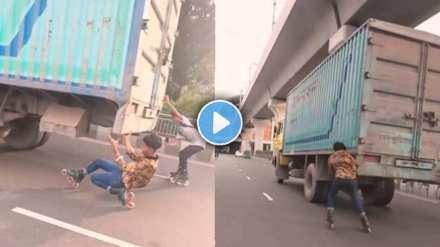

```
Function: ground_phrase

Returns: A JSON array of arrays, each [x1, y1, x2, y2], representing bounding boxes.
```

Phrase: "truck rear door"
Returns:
[[362, 30, 420, 158], [419, 45, 440, 161]]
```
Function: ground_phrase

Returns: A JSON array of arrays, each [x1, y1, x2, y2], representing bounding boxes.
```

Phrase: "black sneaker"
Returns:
[[171, 170, 189, 186]]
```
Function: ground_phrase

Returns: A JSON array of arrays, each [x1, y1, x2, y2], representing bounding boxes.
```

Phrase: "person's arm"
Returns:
[[164, 95, 182, 120], [122, 134, 135, 154], [328, 155, 334, 176], [109, 135, 126, 167]]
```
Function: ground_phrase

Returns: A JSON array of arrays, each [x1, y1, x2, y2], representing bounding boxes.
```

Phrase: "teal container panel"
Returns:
[[283, 27, 369, 154], [0, 0, 144, 100]]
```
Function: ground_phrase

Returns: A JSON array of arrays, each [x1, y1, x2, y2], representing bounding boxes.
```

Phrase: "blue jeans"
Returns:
[[326, 178, 365, 213], [86, 159, 123, 190]]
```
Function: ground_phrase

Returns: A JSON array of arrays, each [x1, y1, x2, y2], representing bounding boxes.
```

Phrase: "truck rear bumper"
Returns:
[[358, 163, 440, 184]]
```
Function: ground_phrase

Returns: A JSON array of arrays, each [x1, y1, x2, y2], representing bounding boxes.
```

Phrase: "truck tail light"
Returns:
[[364, 155, 381, 163]]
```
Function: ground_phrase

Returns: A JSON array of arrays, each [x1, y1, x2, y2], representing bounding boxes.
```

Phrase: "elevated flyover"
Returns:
[[240, 0, 440, 120]]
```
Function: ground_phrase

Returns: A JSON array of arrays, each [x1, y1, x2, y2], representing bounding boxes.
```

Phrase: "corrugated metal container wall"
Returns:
[[0, 0, 144, 102], [283, 27, 368, 155]]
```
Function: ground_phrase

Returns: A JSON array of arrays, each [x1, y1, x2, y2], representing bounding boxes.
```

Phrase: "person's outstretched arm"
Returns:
[[122, 134, 135, 154], [109, 135, 126, 167], [164, 95, 182, 120]]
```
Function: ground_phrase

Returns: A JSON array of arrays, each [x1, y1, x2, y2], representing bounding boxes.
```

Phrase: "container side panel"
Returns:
[[0, 0, 140, 101], [283, 28, 368, 154]]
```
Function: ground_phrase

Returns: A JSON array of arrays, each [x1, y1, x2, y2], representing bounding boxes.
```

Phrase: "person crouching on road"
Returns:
[[164, 95, 206, 186], [63, 133, 162, 208], [326, 142, 372, 233]]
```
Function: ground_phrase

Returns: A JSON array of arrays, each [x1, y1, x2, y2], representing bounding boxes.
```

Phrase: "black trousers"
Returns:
[[178, 145, 204, 174]]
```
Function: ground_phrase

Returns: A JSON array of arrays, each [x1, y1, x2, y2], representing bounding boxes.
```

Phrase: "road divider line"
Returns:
[[79, 137, 214, 168], [11, 207, 140, 247], [262, 192, 273, 201], [154, 174, 169, 179], [246, 176, 251, 181], [396, 191, 439, 204]]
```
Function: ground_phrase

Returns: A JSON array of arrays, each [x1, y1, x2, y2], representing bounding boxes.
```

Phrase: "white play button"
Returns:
[[213, 112, 231, 134]]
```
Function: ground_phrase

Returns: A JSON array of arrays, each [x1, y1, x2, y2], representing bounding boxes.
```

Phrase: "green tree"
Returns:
[[166, 0, 215, 117]]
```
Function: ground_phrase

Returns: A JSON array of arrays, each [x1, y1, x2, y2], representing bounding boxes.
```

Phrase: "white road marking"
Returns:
[[79, 137, 214, 168], [154, 174, 170, 179], [262, 192, 273, 201], [11, 207, 140, 247], [246, 176, 251, 181], [396, 191, 439, 204], [237, 169, 243, 172]]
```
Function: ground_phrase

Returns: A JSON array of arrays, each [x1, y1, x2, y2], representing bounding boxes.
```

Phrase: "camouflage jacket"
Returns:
[[328, 150, 358, 179], [117, 149, 158, 190]]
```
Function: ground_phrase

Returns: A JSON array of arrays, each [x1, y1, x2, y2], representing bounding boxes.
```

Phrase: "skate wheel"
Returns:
[[170, 177, 176, 184], [61, 169, 67, 176], [73, 183, 80, 190], [125, 191, 135, 200], [126, 201, 135, 209]]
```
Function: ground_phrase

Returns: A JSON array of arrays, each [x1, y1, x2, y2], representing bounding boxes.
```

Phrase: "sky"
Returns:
[[215, 0, 287, 98], [215, 0, 440, 98]]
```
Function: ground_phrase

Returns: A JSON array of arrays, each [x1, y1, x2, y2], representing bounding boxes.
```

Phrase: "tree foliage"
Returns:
[[166, 0, 215, 117]]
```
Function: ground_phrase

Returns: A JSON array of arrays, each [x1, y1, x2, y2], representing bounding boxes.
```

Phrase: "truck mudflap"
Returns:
[[40, 104, 89, 138]]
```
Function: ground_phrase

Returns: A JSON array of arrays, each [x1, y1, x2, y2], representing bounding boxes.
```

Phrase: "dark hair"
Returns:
[[143, 133, 162, 150], [333, 142, 346, 151]]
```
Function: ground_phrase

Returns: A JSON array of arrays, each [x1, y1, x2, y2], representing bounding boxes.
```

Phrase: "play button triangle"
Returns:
[[213, 112, 230, 134]]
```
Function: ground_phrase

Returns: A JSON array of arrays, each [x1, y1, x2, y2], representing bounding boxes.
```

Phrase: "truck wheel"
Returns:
[[304, 164, 328, 203], [4, 117, 49, 150], [361, 178, 395, 206], [275, 153, 289, 183]]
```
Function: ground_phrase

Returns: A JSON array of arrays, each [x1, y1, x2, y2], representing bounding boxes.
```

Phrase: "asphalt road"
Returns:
[[215, 154, 440, 247], [0, 135, 214, 247]]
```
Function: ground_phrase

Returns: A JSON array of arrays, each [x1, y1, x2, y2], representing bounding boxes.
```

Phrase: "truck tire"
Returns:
[[304, 164, 328, 203], [4, 117, 50, 150], [274, 153, 289, 184], [361, 178, 395, 206]]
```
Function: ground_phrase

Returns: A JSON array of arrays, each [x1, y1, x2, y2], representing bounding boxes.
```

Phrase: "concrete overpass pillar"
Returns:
[[253, 119, 273, 154]]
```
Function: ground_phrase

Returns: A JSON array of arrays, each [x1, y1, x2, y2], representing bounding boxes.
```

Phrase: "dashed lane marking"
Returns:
[[262, 192, 273, 201], [12, 207, 140, 247], [154, 174, 170, 179]]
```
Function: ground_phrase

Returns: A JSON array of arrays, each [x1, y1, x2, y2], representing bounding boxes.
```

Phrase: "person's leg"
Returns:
[[85, 159, 120, 175], [348, 180, 372, 232], [326, 179, 340, 209], [178, 145, 203, 175], [90, 170, 123, 191], [347, 180, 365, 213], [326, 179, 341, 228]]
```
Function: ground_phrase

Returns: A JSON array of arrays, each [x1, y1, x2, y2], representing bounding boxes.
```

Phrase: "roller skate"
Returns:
[[326, 208, 335, 230], [61, 168, 85, 190], [117, 189, 136, 209], [360, 212, 372, 233], [170, 169, 189, 186]]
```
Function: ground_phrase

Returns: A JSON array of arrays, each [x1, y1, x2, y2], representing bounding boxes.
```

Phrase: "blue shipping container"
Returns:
[[0, 0, 145, 102]]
